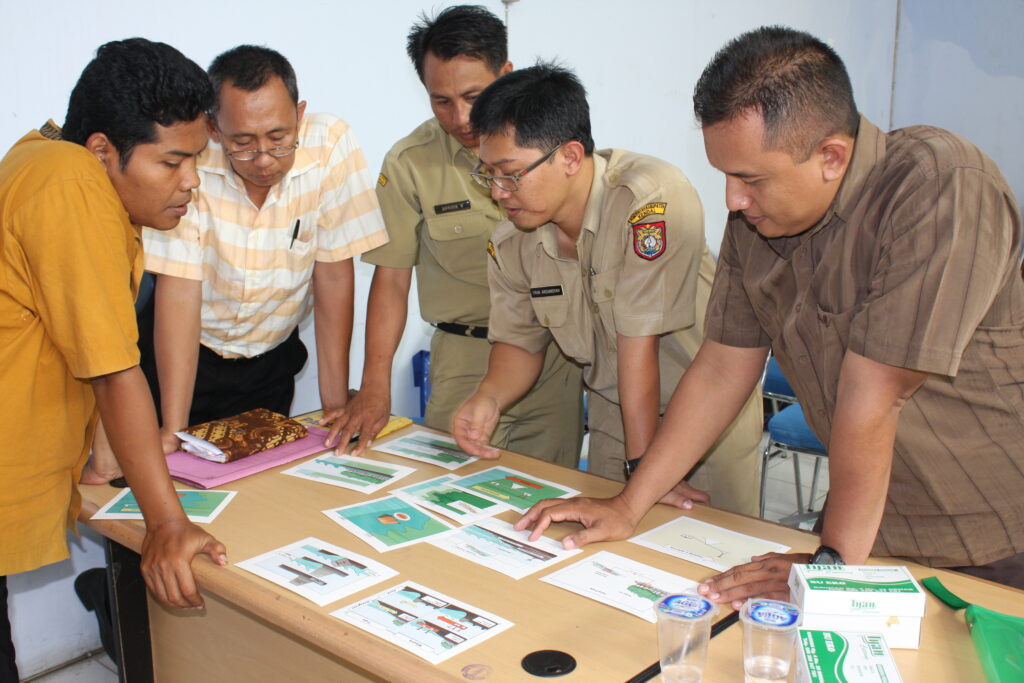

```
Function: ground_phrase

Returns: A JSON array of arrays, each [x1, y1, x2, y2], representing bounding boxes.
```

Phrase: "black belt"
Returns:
[[434, 322, 488, 339]]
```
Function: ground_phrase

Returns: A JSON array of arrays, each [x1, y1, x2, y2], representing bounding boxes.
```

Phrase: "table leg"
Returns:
[[105, 539, 153, 683]]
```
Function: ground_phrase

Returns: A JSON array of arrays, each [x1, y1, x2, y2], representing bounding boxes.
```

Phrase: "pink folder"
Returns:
[[166, 426, 331, 489]]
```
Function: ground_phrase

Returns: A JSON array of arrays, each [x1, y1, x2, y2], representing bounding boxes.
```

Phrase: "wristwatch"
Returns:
[[809, 545, 845, 565], [623, 457, 642, 479]]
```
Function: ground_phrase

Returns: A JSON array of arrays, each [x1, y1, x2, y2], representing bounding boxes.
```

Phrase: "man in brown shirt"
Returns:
[[517, 26, 1024, 596], [453, 63, 763, 515]]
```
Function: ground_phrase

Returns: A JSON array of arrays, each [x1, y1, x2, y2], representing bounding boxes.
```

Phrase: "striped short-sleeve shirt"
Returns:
[[143, 112, 388, 358], [705, 116, 1024, 568]]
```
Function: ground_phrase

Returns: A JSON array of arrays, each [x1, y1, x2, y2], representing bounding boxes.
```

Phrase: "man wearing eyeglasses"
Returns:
[[322, 6, 584, 466], [122, 45, 389, 461], [451, 63, 763, 515]]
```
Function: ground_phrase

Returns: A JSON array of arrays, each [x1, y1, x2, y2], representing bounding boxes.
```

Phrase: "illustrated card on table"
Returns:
[[235, 537, 397, 606], [630, 516, 790, 571], [392, 473, 508, 524], [371, 430, 476, 470], [282, 453, 415, 494], [323, 496, 454, 552], [91, 488, 236, 523], [427, 517, 580, 579], [332, 581, 513, 664], [448, 466, 580, 511], [540, 550, 699, 622]]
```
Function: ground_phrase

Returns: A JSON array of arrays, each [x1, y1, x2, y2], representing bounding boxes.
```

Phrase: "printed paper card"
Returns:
[[332, 581, 513, 664], [323, 496, 454, 552], [372, 430, 476, 470], [91, 488, 236, 524], [630, 516, 790, 571], [427, 518, 581, 579], [282, 453, 415, 494], [235, 537, 397, 606], [540, 550, 699, 622], [392, 474, 508, 524], [448, 466, 580, 511]]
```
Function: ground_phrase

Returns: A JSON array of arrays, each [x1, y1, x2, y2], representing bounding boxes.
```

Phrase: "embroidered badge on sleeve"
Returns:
[[628, 202, 667, 224], [377, 173, 388, 186], [487, 240, 499, 268], [632, 221, 666, 260]]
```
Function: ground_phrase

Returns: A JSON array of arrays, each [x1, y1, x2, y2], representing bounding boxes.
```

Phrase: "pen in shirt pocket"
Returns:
[[289, 219, 300, 249]]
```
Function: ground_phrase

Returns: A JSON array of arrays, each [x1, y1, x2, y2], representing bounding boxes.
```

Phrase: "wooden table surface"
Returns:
[[77, 421, 1022, 682]]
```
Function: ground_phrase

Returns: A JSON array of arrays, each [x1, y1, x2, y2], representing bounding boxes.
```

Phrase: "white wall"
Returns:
[[2, 0, 910, 675], [892, 0, 1024, 204]]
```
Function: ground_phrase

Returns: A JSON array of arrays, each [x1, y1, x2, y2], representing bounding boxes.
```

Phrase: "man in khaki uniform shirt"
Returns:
[[452, 64, 763, 516], [326, 6, 583, 465], [518, 28, 1024, 597]]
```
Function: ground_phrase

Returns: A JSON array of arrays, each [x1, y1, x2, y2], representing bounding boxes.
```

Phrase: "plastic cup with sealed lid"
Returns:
[[656, 593, 719, 683], [740, 598, 801, 683]]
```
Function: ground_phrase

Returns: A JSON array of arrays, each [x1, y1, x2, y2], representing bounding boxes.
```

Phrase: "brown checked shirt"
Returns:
[[706, 116, 1024, 567], [488, 149, 714, 408]]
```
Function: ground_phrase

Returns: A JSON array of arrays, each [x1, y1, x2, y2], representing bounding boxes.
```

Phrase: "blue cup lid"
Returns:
[[743, 599, 800, 628], [658, 594, 716, 619]]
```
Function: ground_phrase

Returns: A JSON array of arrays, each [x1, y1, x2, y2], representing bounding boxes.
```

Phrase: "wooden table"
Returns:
[[78, 422, 1023, 682]]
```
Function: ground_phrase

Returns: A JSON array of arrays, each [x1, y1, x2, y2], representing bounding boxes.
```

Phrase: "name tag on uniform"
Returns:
[[434, 199, 472, 214], [530, 285, 564, 298]]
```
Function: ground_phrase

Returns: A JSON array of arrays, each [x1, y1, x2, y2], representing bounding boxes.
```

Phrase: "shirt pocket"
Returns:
[[814, 304, 856, 411], [589, 265, 622, 341], [531, 296, 591, 362]]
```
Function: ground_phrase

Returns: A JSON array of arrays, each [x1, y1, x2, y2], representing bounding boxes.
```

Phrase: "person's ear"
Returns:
[[560, 140, 586, 177], [85, 132, 118, 171], [296, 100, 307, 125], [498, 61, 513, 76], [818, 134, 852, 183]]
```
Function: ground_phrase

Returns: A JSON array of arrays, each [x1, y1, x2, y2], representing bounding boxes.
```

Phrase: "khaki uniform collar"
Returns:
[[538, 152, 607, 259]]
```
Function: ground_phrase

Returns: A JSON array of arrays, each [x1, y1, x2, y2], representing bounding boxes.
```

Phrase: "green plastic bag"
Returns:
[[922, 577, 1024, 682]]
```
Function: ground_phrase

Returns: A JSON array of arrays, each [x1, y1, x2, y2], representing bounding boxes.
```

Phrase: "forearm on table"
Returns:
[[153, 274, 201, 431], [358, 266, 413, 392], [618, 340, 769, 521], [818, 350, 928, 564], [313, 259, 355, 411], [91, 366, 188, 529], [475, 342, 546, 411], [617, 334, 661, 462]]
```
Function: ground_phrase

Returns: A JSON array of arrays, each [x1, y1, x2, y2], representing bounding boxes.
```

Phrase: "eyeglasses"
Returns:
[[470, 144, 561, 192], [224, 141, 299, 162]]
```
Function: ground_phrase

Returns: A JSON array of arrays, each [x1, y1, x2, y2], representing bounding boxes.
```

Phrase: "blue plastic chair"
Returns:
[[760, 357, 828, 518], [411, 350, 431, 422]]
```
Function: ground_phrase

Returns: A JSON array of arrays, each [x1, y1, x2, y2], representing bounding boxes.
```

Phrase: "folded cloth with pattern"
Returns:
[[175, 408, 308, 463]]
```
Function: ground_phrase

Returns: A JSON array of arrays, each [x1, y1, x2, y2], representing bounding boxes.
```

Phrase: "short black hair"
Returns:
[[470, 62, 595, 155], [406, 5, 507, 82], [693, 26, 860, 160], [208, 45, 299, 116], [62, 38, 212, 169]]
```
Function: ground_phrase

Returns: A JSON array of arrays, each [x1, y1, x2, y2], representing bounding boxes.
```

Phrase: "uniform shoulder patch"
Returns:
[[629, 202, 667, 224], [377, 173, 388, 187], [487, 240, 499, 268], [632, 221, 666, 260]]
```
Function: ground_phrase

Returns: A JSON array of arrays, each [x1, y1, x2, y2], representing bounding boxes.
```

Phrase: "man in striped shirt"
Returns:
[[135, 45, 387, 457]]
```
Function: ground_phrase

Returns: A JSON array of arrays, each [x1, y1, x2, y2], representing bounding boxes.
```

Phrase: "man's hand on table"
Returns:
[[698, 552, 811, 610], [514, 496, 643, 548], [451, 394, 502, 458], [159, 427, 182, 455], [657, 479, 710, 509], [319, 387, 390, 456], [140, 518, 227, 609]]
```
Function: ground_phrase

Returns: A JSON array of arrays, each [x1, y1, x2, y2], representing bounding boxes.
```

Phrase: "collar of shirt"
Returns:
[[537, 151, 609, 261], [40, 119, 63, 140], [766, 115, 887, 259]]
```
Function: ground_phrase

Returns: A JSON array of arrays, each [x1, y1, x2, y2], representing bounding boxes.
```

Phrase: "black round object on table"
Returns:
[[521, 650, 577, 677]]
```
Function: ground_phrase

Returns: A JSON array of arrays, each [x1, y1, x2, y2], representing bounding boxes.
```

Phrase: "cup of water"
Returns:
[[740, 598, 801, 683], [656, 594, 718, 683]]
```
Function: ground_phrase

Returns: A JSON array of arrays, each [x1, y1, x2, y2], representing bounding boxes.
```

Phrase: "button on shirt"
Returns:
[[143, 113, 388, 358], [488, 149, 715, 408], [365, 118, 502, 327], [705, 116, 1024, 567]]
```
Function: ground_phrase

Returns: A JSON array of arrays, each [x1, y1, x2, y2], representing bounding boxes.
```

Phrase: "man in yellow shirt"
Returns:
[[0, 39, 227, 679]]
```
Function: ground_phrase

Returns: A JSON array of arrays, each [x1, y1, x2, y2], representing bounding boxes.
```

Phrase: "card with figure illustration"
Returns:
[[448, 466, 579, 511], [630, 516, 789, 571], [427, 517, 580, 579], [282, 453, 415, 493], [235, 537, 397, 606], [332, 581, 513, 664], [323, 496, 454, 552], [540, 550, 699, 622], [392, 473, 508, 524], [91, 488, 236, 523], [371, 430, 476, 470]]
